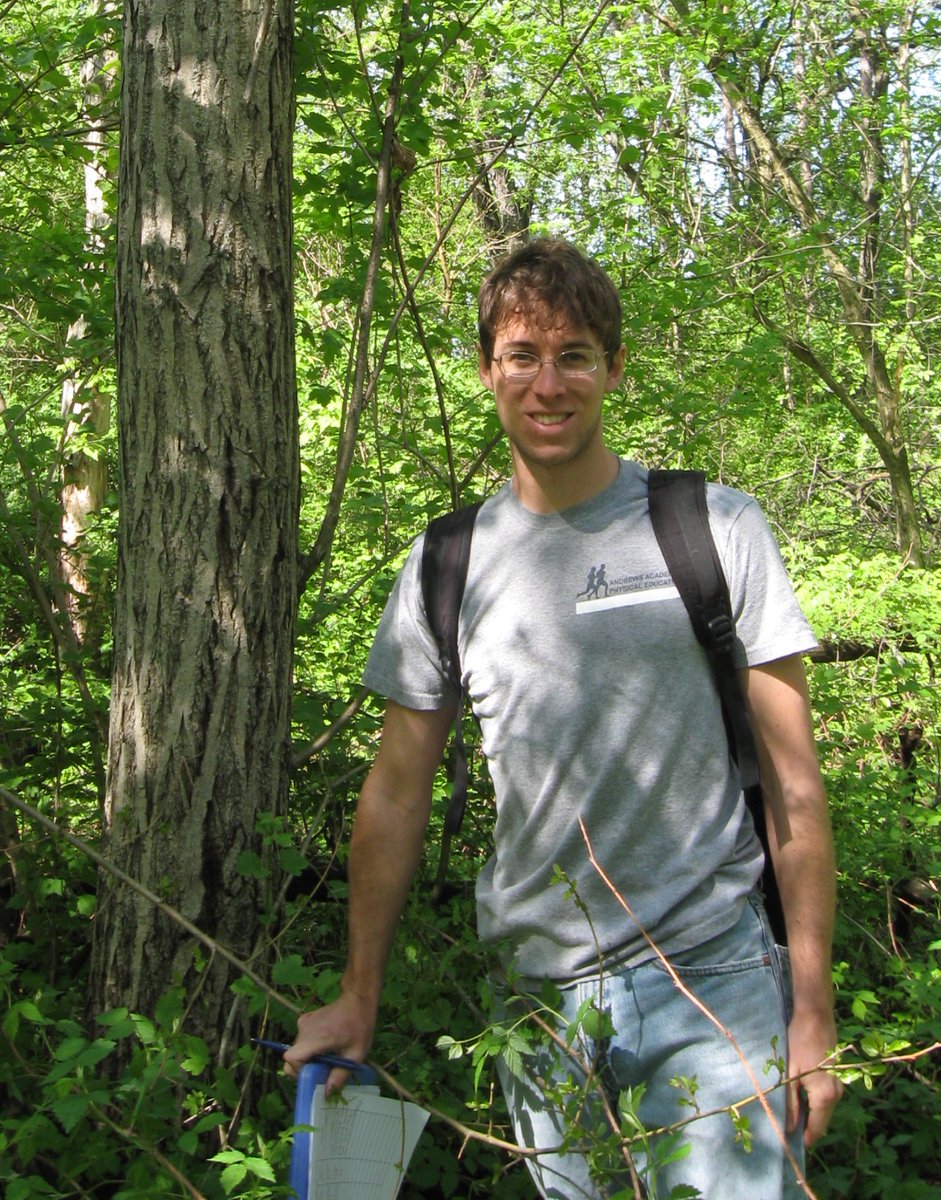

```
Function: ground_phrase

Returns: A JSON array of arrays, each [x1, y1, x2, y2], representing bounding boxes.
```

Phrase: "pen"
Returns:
[[250, 1039, 363, 1072]]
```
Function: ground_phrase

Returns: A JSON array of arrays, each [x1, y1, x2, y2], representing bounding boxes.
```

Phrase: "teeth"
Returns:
[[532, 413, 567, 425]]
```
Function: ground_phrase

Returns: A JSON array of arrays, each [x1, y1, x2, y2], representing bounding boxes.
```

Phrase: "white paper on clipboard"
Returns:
[[304, 1083, 429, 1199]]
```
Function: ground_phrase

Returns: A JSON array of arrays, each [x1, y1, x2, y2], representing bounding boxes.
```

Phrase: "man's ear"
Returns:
[[605, 345, 626, 392], [478, 346, 495, 390]]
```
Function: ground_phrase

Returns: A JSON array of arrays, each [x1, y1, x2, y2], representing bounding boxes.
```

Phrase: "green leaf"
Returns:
[[236, 850, 268, 879], [8, 1178, 57, 1199], [211, 1149, 244, 1163], [181, 1035, 211, 1076], [242, 1157, 276, 1181], [3, 999, 47, 1037], [437, 1034, 466, 1061], [580, 1005, 615, 1042], [220, 1162, 247, 1191], [196, 1111, 230, 1134], [54, 1036, 88, 1061], [272, 954, 315, 987], [51, 1093, 90, 1133], [499, 1042, 526, 1083], [155, 988, 185, 1030], [279, 845, 309, 876]]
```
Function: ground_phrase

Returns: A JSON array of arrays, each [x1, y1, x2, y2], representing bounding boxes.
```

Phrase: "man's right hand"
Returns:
[[283, 990, 378, 1094]]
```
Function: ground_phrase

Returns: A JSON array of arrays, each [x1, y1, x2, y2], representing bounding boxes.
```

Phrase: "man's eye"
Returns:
[[506, 351, 538, 366], [558, 350, 593, 368]]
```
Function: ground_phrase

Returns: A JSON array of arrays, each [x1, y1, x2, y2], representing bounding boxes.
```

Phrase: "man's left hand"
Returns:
[[786, 1008, 843, 1146]]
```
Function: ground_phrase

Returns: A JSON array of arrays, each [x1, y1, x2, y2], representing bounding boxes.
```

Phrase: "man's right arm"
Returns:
[[283, 699, 456, 1087]]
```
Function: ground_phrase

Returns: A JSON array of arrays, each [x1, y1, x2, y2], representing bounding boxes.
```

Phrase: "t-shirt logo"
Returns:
[[576, 563, 610, 602], [575, 564, 679, 614]]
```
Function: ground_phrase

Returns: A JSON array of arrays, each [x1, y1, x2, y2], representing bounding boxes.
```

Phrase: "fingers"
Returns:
[[282, 1024, 333, 1080], [282, 1048, 355, 1091], [282, 1052, 302, 1080], [785, 1011, 842, 1146], [785, 1062, 843, 1147], [785, 1075, 802, 1135], [326, 1065, 352, 1096], [282, 1055, 353, 1096], [801, 1070, 844, 1148], [281, 995, 377, 1085]]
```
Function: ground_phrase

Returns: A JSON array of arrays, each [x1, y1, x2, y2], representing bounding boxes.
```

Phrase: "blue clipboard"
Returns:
[[289, 1057, 378, 1200], [250, 1042, 378, 1200]]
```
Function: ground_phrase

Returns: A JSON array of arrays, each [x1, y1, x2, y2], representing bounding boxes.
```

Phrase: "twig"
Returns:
[[517, 999, 644, 1196], [291, 687, 370, 768], [299, 0, 412, 587], [94, 1106, 209, 1200], [10, 781, 868, 1186], [836, 1042, 940, 1072], [2, 787, 299, 1015], [578, 816, 816, 1199], [2, 784, 543, 1160], [298, 0, 617, 585], [365, 1058, 548, 1158]]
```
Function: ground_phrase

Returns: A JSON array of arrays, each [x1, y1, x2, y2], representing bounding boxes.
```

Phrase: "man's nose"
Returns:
[[531, 358, 565, 393]]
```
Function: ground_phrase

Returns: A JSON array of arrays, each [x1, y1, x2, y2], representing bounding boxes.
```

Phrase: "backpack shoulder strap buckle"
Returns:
[[705, 612, 734, 652]]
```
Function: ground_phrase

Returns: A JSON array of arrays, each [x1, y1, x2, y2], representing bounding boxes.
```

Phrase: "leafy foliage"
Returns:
[[1, 0, 939, 1195]]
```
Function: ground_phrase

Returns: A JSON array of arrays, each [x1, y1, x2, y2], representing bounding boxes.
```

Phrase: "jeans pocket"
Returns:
[[651, 953, 770, 980], [771, 942, 794, 1025], [750, 892, 795, 1026], [650, 896, 770, 977]]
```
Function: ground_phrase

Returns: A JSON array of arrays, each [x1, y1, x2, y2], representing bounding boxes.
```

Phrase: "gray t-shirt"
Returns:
[[363, 460, 817, 980]]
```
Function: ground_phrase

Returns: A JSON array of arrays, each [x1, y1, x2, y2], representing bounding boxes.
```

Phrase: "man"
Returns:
[[285, 240, 842, 1198]]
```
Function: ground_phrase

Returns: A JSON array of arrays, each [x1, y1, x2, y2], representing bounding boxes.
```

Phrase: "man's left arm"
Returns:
[[740, 654, 843, 1148]]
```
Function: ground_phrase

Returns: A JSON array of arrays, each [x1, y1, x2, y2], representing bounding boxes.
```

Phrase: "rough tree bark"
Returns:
[[88, 0, 299, 1058]]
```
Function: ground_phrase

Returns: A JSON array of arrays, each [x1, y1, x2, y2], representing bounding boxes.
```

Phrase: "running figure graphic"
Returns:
[[577, 563, 609, 600]]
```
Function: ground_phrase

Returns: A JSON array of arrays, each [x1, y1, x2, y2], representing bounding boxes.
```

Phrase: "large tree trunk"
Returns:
[[88, 0, 298, 1057]]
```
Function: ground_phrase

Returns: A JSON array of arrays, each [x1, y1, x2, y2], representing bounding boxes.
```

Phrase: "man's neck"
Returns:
[[511, 447, 620, 514]]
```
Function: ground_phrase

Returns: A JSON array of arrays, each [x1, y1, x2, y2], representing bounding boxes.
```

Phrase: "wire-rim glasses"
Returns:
[[492, 349, 603, 380]]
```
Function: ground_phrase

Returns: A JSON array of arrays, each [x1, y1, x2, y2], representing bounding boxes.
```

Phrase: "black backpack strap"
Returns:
[[420, 502, 482, 902], [648, 469, 786, 945], [421, 503, 482, 696]]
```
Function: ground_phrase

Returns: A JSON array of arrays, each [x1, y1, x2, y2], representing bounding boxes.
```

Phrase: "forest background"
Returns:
[[1, 0, 939, 1197]]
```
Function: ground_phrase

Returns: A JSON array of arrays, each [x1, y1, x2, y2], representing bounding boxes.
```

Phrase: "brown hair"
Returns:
[[477, 239, 622, 365]]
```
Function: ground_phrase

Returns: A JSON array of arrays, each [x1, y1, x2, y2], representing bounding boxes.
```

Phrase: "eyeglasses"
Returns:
[[492, 349, 603, 380]]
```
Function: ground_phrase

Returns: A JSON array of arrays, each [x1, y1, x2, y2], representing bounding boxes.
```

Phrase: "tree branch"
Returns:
[[298, 1, 412, 589], [291, 687, 370, 769], [808, 636, 924, 664], [298, 0, 616, 587], [579, 816, 816, 1198], [2, 787, 299, 1013]]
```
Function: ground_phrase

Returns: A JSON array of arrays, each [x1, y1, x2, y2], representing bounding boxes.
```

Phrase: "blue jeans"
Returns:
[[496, 896, 805, 1199]]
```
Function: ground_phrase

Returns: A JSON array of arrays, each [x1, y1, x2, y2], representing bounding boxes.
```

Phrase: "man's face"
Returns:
[[479, 312, 625, 476]]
